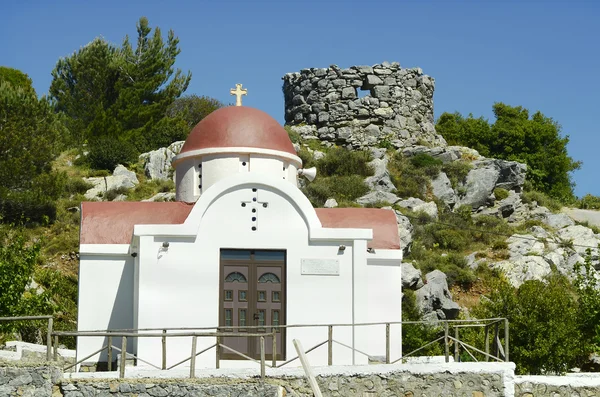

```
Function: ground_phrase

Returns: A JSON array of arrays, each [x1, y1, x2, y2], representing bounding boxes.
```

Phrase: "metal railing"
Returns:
[[1, 316, 509, 379], [50, 317, 509, 379]]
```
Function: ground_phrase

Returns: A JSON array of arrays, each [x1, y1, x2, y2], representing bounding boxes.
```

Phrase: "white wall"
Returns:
[[77, 254, 135, 363]]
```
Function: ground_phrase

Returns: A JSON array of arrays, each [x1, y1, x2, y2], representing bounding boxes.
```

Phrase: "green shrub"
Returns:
[[103, 186, 130, 201], [87, 136, 138, 171], [316, 147, 373, 177], [304, 175, 370, 207], [388, 154, 430, 199], [64, 178, 93, 195], [493, 188, 509, 201], [577, 194, 600, 210], [522, 190, 562, 212], [285, 126, 301, 144], [402, 289, 444, 356], [442, 161, 472, 189], [410, 153, 443, 177]]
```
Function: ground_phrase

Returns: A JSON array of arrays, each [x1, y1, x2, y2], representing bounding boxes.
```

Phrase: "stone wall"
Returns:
[[0, 365, 62, 396], [282, 62, 447, 149], [7, 363, 600, 396]]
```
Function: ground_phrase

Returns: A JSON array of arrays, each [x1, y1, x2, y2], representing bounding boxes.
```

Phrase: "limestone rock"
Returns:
[[397, 197, 438, 219], [394, 210, 413, 255], [142, 192, 176, 202], [139, 141, 184, 181], [84, 165, 139, 200], [324, 198, 338, 208], [459, 165, 499, 209], [543, 213, 575, 229], [431, 172, 457, 207], [364, 156, 395, 192], [415, 270, 460, 319], [493, 256, 552, 288], [556, 225, 600, 259], [356, 191, 400, 206], [401, 262, 424, 289], [507, 234, 545, 259]]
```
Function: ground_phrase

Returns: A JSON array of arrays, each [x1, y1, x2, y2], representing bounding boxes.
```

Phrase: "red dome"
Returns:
[[179, 107, 297, 156]]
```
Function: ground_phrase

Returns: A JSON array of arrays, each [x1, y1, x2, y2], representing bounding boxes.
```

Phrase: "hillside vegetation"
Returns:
[[1, 16, 600, 375]]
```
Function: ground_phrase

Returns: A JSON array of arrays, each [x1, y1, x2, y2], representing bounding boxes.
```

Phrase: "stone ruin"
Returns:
[[282, 62, 447, 148]]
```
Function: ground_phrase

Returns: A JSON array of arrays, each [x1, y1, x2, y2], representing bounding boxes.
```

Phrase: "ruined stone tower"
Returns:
[[282, 62, 446, 149]]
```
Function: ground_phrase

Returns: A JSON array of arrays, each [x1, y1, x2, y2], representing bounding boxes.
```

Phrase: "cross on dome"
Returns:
[[230, 83, 248, 106]]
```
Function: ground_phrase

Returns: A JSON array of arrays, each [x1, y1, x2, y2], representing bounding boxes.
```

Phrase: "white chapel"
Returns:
[[77, 87, 403, 370]]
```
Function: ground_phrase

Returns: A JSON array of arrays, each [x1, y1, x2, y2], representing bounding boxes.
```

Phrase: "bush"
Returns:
[[410, 153, 443, 177], [522, 190, 562, 212], [316, 147, 373, 177], [402, 289, 444, 356], [87, 136, 138, 171], [577, 194, 600, 210], [442, 161, 472, 189], [493, 188, 509, 201], [388, 154, 430, 199], [304, 175, 370, 207]]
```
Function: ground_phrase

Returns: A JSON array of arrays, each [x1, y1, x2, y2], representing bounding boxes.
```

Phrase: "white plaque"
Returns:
[[301, 259, 340, 276]]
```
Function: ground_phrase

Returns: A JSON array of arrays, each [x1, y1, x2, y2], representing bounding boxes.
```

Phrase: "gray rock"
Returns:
[[507, 234, 545, 259], [139, 141, 184, 181], [431, 172, 457, 207], [543, 213, 575, 229], [324, 198, 338, 208], [356, 191, 401, 206], [493, 256, 552, 288], [397, 198, 438, 219], [556, 225, 600, 258], [364, 157, 395, 193], [84, 165, 139, 200], [394, 210, 413, 255], [459, 165, 499, 209], [415, 270, 460, 319], [142, 192, 176, 202], [313, 150, 326, 161], [401, 262, 424, 289]]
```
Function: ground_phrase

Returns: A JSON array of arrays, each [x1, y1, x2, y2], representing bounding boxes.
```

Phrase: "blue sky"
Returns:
[[2, 0, 599, 197]]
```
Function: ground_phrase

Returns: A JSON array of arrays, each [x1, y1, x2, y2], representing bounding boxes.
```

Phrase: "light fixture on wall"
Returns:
[[297, 167, 317, 182], [338, 245, 346, 252], [162, 241, 170, 249], [367, 247, 376, 254], [131, 252, 138, 258]]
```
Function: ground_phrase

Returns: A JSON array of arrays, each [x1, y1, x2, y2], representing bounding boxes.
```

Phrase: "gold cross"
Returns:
[[230, 83, 248, 106]]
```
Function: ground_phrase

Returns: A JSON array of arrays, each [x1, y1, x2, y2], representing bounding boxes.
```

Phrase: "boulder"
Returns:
[[459, 165, 499, 209], [397, 197, 438, 219], [84, 165, 139, 200], [401, 262, 424, 289], [142, 192, 176, 202], [324, 198, 338, 208], [431, 172, 457, 207], [357, 191, 401, 206], [364, 156, 395, 192], [415, 270, 460, 320], [556, 225, 600, 258], [506, 234, 545, 259], [394, 210, 413, 255], [139, 141, 184, 181], [493, 256, 552, 288], [543, 213, 575, 229]]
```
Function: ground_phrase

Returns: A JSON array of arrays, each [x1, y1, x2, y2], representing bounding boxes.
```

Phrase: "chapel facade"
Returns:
[[77, 89, 403, 370]]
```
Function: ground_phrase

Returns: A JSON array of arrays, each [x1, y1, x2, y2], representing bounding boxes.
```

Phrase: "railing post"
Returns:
[[162, 329, 167, 370], [272, 329, 277, 368], [53, 335, 58, 362], [504, 318, 509, 362], [46, 317, 53, 362], [190, 336, 197, 378], [385, 323, 390, 364], [119, 336, 127, 379], [215, 335, 221, 369], [444, 321, 449, 363], [260, 336, 265, 381], [107, 336, 112, 371], [328, 325, 333, 366], [484, 324, 490, 362], [454, 326, 459, 362]]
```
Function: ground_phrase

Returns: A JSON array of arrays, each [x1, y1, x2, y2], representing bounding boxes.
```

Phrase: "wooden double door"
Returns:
[[219, 250, 286, 360]]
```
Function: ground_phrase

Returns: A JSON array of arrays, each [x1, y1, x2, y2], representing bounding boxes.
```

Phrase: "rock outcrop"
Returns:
[[84, 165, 139, 200], [139, 141, 184, 181]]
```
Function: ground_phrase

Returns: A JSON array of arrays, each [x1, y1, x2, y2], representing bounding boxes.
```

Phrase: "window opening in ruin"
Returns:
[[357, 88, 369, 99]]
